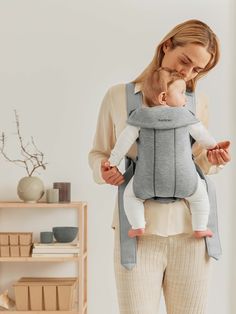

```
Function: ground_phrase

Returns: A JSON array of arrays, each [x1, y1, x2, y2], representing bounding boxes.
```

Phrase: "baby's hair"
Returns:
[[144, 67, 185, 107]]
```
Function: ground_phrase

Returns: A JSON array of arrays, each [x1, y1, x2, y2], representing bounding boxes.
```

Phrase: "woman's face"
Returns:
[[161, 42, 211, 82]]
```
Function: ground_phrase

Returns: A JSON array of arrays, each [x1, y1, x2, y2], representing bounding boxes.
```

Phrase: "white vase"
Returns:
[[17, 176, 44, 203]]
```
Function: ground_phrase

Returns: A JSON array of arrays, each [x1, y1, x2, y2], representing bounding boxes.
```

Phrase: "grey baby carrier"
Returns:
[[127, 106, 199, 201], [118, 82, 222, 270]]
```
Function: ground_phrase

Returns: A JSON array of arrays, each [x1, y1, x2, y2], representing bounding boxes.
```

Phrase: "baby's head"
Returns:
[[145, 67, 187, 108]]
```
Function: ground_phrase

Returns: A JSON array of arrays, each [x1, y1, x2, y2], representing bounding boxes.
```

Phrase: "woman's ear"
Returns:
[[158, 92, 167, 105], [163, 39, 172, 53]]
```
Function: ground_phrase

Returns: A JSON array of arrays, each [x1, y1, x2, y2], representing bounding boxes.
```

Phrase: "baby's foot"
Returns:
[[128, 228, 145, 238], [194, 229, 213, 239]]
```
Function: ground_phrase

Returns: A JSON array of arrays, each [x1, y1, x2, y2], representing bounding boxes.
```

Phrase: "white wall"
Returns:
[[0, 1, 234, 313]]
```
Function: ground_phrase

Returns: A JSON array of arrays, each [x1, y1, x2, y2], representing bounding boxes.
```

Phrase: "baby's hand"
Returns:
[[104, 160, 119, 171], [104, 160, 111, 170], [207, 144, 219, 151]]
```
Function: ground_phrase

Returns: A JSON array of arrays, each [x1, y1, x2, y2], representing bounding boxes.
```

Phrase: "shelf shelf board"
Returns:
[[0, 311, 78, 314], [0, 256, 79, 262], [0, 201, 87, 209]]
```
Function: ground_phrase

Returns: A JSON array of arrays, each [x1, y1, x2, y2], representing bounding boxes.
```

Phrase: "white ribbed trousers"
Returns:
[[114, 229, 212, 314]]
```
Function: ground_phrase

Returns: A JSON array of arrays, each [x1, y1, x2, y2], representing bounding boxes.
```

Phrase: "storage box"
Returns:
[[0, 233, 32, 245], [20, 245, 32, 257], [0, 245, 32, 257], [14, 277, 78, 311], [0, 246, 10, 257], [19, 233, 32, 245], [9, 234, 19, 245], [0, 234, 9, 245], [0, 233, 33, 257], [10, 246, 20, 257]]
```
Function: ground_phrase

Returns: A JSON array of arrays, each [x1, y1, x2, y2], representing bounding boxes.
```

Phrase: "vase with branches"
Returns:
[[0, 111, 47, 203]]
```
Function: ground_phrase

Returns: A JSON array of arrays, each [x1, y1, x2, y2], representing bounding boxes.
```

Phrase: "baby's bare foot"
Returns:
[[194, 229, 213, 239], [128, 228, 145, 238]]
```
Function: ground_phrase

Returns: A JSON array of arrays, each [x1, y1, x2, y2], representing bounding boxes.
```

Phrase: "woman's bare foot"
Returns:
[[194, 229, 213, 239], [128, 228, 145, 238]]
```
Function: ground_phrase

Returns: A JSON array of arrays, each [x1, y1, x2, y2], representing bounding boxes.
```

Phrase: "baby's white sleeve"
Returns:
[[189, 122, 217, 149], [109, 125, 140, 166]]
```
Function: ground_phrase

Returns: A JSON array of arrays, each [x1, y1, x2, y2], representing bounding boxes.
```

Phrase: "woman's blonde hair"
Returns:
[[134, 19, 220, 103]]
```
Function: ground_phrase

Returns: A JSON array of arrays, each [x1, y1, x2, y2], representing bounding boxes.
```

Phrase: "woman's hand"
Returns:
[[207, 141, 231, 166], [101, 159, 125, 186]]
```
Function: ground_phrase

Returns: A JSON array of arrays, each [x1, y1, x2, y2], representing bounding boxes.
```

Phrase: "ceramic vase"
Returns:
[[17, 176, 44, 203]]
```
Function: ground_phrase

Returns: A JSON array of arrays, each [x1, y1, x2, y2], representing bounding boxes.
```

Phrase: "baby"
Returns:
[[107, 68, 226, 239]]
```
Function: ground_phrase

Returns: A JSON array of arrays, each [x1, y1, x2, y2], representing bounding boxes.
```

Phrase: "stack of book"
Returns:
[[32, 242, 80, 257]]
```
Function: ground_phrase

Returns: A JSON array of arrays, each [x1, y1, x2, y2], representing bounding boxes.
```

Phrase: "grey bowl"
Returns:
[[52, 226, 78, 243]]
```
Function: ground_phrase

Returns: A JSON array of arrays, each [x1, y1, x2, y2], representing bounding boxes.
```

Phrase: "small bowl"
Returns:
[[52, 226, 78, 243]]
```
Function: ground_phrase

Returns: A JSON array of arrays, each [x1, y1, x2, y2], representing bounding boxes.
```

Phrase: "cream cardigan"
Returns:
[[88, 83, 221, 236]]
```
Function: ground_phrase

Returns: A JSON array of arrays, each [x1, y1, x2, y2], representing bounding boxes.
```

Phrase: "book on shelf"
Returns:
[[32, 247, 80, 254], [32, 253, 79, 257], [32, 242, 80, 254], [33, 242, 79, 248]]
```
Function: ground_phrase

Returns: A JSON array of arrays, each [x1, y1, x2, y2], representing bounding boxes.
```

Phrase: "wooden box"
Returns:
[[0, 233, 32, 257], [0, 233, 9, 245], [14, 277, 78, 311], [0, 246, 10, 257]]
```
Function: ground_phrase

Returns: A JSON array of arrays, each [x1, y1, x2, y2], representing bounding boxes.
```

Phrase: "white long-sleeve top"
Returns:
[[109, 122, 217, 167]]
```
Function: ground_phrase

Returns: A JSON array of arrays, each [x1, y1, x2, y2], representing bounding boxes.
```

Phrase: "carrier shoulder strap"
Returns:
[[117, 83, 141, 270], [118, 83, 222, 270]]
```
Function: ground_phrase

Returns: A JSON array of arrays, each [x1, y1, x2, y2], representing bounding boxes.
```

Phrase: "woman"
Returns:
[[88, 19, 230, 314]]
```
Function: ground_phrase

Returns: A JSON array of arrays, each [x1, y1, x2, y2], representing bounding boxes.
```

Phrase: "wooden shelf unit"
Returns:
[[0, 256, 79, 262], [0, 201, 87, 314]]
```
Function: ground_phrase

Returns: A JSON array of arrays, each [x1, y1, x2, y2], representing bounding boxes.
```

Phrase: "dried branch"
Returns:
[[0, 111, 47, 176]]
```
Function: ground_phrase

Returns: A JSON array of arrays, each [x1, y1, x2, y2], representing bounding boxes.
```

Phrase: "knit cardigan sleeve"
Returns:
[[192, 93, 221, 175], [88, 87, 116, 184]]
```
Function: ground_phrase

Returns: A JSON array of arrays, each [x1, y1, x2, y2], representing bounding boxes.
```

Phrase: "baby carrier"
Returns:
[[118, 82, 222, 270], [127, 106, 199, 200]]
